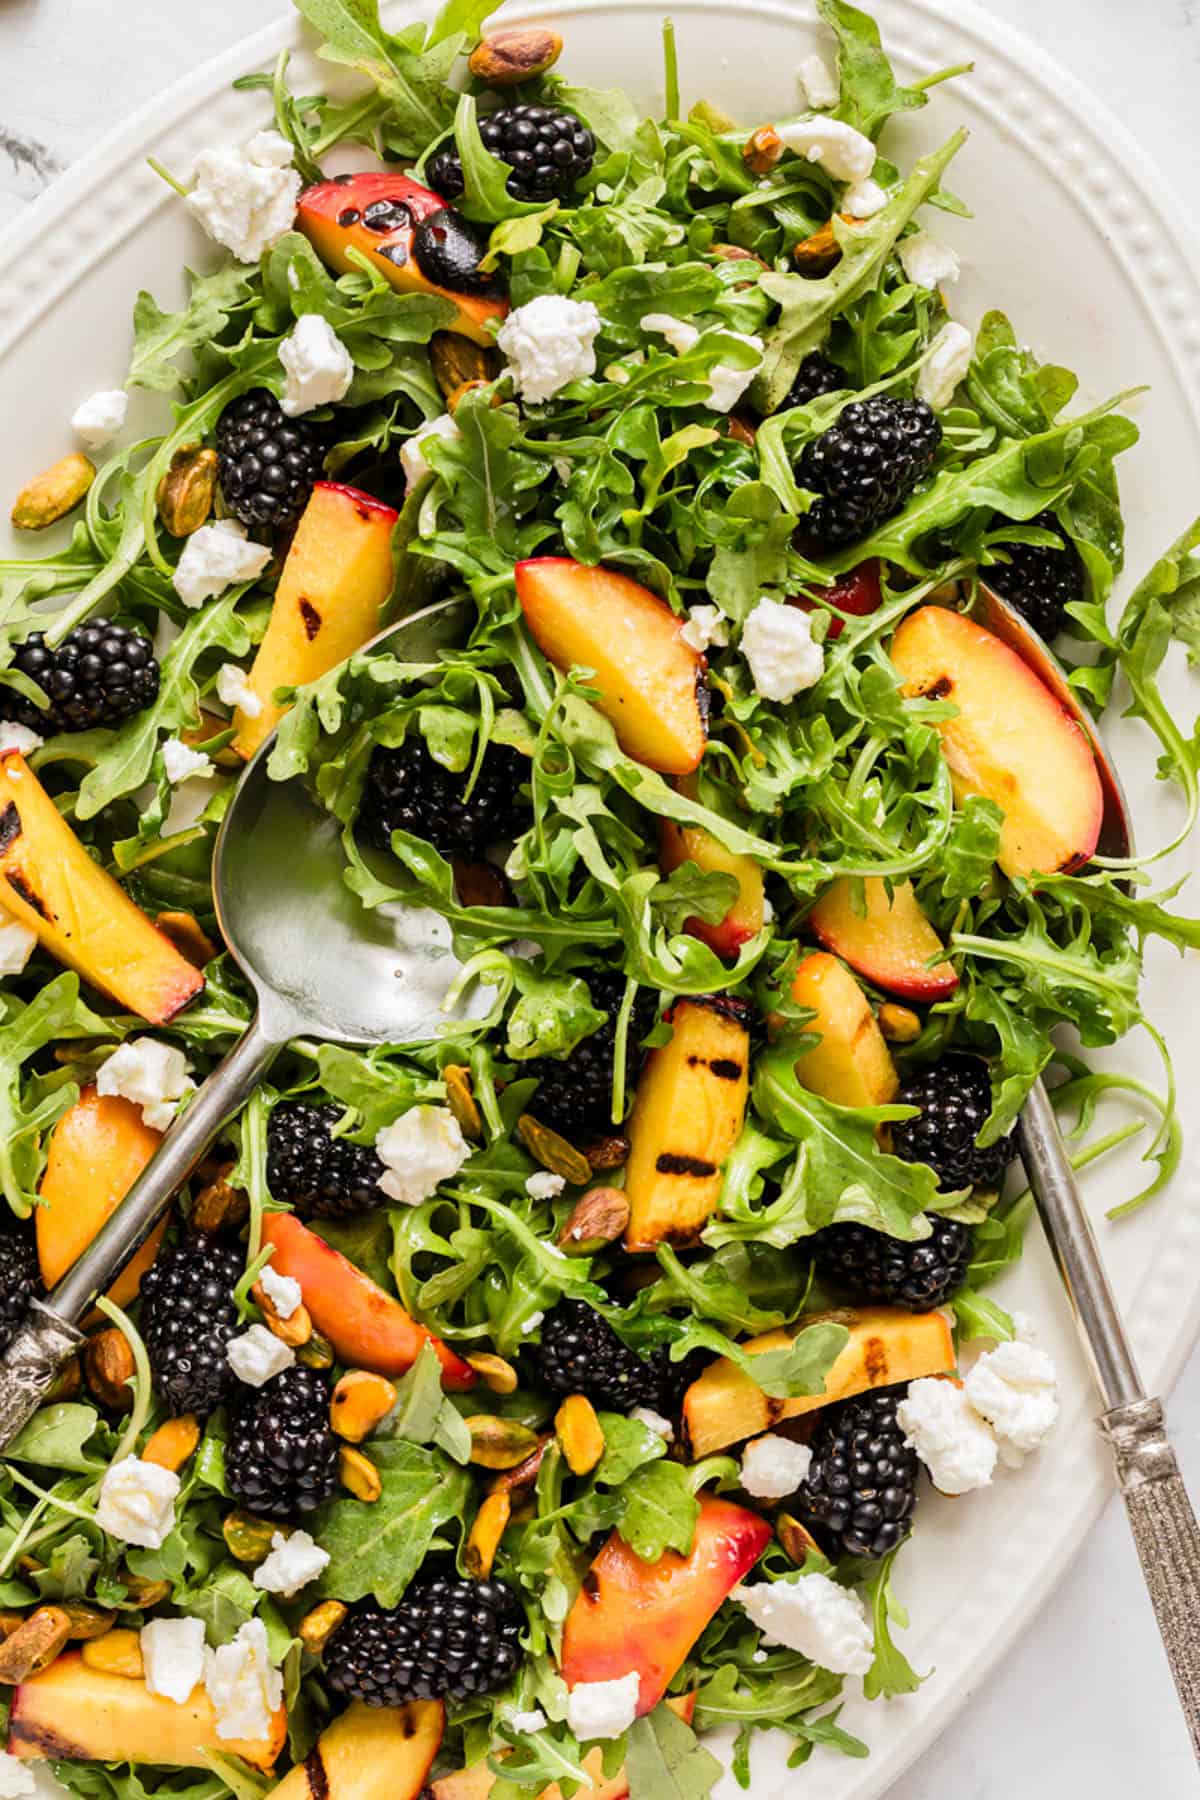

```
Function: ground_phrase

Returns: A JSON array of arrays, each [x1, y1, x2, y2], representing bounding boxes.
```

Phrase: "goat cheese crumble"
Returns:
[[375, 1104, 470, 1205], [842, 177, 888, 218], [918, 320, 974, 410], [798, 52, 840, 110], [740, 599, 824, 701], [964, 1339, 1059, 1467], [96, 1457, 181, 1550], [173, 519, 271, 608], [776, 117, 876, 183], [141, 1616, 206, 1704], [253, 1529, 330, 1597], [735, 1572, 873, 1676], [215, 661, 262, 718], [630, 1406, 675, 1442], [97, 1038, 194, 1132], [526, 1170, 566, 1199], [187, 130, 300, 264], [0, 1753, 36, 1798], [505, 1707, 548, 1734], [401, 413, 462, 490], [898, 230, 961, 291], [258, 1264, 303, 1320], [897, 1377, 998, 1495], [680, 604, 730, 653], [71, 389, 128, 450], [639, 313, 763, 411], [740, 1433, 814, 1500], [565, 1671, 641, 1740], [161, 737, 213, 785], [227, 1324, 295, 1388], [204, 1619, 283, 1742], [0, 911, 36, 978], [0, 723, 43, 756], [498, 295, 602, 403], [279, 313, 355, 417]]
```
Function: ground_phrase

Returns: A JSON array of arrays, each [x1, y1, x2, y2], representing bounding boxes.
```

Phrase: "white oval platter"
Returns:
[[2, 0, 1199, 1794]]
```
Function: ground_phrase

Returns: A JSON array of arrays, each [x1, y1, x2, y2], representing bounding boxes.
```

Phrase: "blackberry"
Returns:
[[986, 509, 1084, 640], [811, 1218, 974, 1311], [358, 736, 530, 860], [427, 105, 595, 205], [267, 1100, 385, 1220], [892, 1054, 1015, 1192], [3, 618, 159, 733], [325, 1573, 524, 1705], [535, 1299, 683, 1415], [138, 1235, 244, 1418], [525, 970, 655, 1141], [798, 396, 941, 546], [794, 1385, 920, 1560], [782, 350, 846, 410], [216, 389, 326, 530], [225, 1365, 340, 1520], [0, 1212, 42, 1356]]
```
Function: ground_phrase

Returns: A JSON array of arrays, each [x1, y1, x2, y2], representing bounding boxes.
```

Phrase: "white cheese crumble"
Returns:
[[740, 599, 824, 702], [400, 413, 462, 491], [258, 1264, 302, 1320], [497, 295, 603, 403], [227, 1323, 295, 1388], [279, 313, 355, 417], [565, 1671, 641, 1740], [735, 1573, 873, 1676], [141, 1615, 206, 1704], [897, 1377, 998, 1495], [253, 1529, 330, 1597], [740, 1432, 814, 1501], [161, 737, 213, 786], [375, 1104, 470, 1205], [187, 130, 301, 264], [898, 230, 961, 291], [96, 1456, 181, 1550], [204, 1618, 283, 1743], [964, 1339, 1059, 1468], [797, 52, 840, 110], [0, 910, 36, 978], [525, 1170, 566, 1199], [630, 1406, 675, 1442], [917, 320, 974, 411], [97, 1038, 194, 1133], [841, 177, 887, 219], [71, 389, 128, 451], [505, 1707, 548, 1734], [776, 118, 875, 183], [521, 1310, 545, 1334], [215, 661, 262, 719], [173, 519, 271, 608], [680, 604, 730, 653], [0, 1752, 36, 1798], [639, 313, 763, 412], [0, 722, 43, 756]]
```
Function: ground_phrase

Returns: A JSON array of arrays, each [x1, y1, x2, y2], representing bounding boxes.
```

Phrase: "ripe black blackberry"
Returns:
[[811, 1218, 974, 1311], [427, 105, 595, 204], [892, 1053, 1015, 1191], [139, 1235, 244, 1417], [798, 396, 941, 546], [325, 1573, 524, 1705], [216, 388, 326, 529], [225, 1365, 340, 1520], [267, 1100, 385, 1219], [782, 350, 846, 410], [3, 619, 159, 733], [0, 1212, 42, 1355], [525, 970, 654, 1140], [358, 736, 530, 860], [535, 1298, 683, 1415], [794, 1385, 920, 1561], [986, 509, 1083, 640]]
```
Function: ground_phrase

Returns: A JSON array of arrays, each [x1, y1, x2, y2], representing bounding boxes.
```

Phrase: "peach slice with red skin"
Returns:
[[514, 557, 708, 775], [808, 876, 957, 1002], [430, 1697, 697, 1800], [659, 779, 765, 958], [261, 1212, 475, 1390], [0, 752, 204, 1024], [270, 1699, 444, 1800], [298, 174, 507, 348], [890, 604, 1103, 880], [38, 1086, 166, 1314], [561, 1494, 771, 1714], [795, 559, 881, 641], [7, 1651, 285, 1772], [784, 951, 898, 1108], [233, 482, 399, 760]]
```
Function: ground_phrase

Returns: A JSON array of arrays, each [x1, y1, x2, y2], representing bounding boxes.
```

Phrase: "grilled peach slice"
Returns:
[[561, 1495, 770, 1714], [7, 1651, 285, 1772], [623, 996, 751, 1251], [785, 952, 898, 1108], [795, 559, 881, 641], [298, 174, 507, 348], [808, 877, 957, 1002], [682, 1306, 956, 1456], [890, 605, 1103, 879], [233, 483, 399, 760], [261, 1213, 475, 1390], [514, 558, 707, 775], [659, 781, 764, 958], [38, 1086, 166, 1312], [430, 1697, 696, 1800], [0, 753, 204, 1023], [270, 1700, 444, 1800]]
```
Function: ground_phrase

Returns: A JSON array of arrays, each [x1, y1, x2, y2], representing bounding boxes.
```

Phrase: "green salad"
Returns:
[[1, 0, 1199, 1795]]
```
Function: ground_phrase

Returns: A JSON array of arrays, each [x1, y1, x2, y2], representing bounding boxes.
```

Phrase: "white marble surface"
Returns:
[[2, 0, 1199, 1792]]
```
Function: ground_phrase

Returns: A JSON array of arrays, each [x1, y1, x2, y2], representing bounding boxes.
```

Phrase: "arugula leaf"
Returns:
[[128, 265, 255, 393], [625, 1702, 723, 1800], [377, 1341, 472, 1464], [3, 1405, 104, 1475], [820, 0, 946, 140], [293, 0, 465, 157], [860, 1550, 924, 1700], [668, 1317, 849, 1401], [0, 976, 112, 1217], [614, 1461, 700, 1562], [314, 1439, 471, 1605]]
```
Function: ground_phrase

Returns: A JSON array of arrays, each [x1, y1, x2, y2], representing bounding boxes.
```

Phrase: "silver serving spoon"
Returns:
[[0, 594, 474, 1443], [975, 581, 1200, 1761]]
